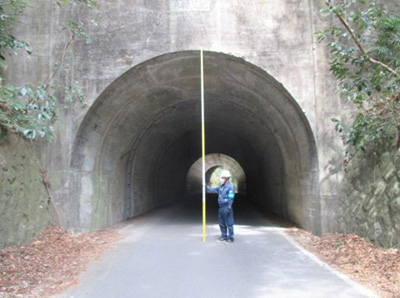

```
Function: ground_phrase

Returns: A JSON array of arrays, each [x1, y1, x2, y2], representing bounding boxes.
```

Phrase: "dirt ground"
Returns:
[[0, 225, 399, 297]]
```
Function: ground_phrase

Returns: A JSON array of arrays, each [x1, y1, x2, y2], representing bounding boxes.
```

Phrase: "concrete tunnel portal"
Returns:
[[70, 51, 320, 234]]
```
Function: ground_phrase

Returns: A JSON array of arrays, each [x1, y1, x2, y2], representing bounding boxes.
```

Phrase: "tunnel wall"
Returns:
[[5, 0, 343, 237]]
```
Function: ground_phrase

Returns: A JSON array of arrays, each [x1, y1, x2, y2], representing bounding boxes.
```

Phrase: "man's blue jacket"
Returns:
[[207, 182, 235, 208]]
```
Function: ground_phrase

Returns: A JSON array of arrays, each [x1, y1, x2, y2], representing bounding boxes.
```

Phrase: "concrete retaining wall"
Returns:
[[0, 136, 55, 249], [334, 150, 400, 248]]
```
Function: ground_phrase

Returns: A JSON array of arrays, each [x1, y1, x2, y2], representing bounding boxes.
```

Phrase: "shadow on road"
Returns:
[[161, 194, 293, 229]]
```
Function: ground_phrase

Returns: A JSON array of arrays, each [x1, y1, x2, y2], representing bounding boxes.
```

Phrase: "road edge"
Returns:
[[280, 231, 378, 298]]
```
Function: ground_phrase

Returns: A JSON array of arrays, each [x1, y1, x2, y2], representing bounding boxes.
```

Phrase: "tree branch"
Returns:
[[44, 3, 85, 90], [367, 57, 400, 78], [325, 0, 400, 78], [39, 165, 62, 227]]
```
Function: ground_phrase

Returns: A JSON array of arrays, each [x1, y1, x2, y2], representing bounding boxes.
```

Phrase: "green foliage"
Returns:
[[0, 0, 30, 70], [318, 0, 400, 158], [56, 0, 97, 7], [0, 80, 85, 142], [0, 0, 96, 142]]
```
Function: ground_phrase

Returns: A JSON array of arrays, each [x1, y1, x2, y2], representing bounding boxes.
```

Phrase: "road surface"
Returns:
[[57, 198, 376, 298]]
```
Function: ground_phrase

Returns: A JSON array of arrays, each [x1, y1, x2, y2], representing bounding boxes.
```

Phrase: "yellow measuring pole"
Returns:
[[200, 49, 207, 242]]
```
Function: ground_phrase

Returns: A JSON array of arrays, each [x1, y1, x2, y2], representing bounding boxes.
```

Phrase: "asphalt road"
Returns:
[[57, 198, 376, 298]]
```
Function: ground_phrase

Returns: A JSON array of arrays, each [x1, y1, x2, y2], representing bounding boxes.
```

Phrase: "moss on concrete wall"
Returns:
[[0, 136, 55, 249], [334, 150, 400, 248]]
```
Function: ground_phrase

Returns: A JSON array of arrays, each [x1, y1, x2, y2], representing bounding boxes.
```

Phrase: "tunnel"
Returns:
[[70, 51, 320, 234]]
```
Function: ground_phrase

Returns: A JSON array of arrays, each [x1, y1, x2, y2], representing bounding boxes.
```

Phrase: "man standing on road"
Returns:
[[207, 170, 235, 243]]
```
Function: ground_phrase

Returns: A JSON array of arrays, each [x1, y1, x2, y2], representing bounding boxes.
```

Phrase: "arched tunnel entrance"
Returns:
[[70, 51, 320, 234]]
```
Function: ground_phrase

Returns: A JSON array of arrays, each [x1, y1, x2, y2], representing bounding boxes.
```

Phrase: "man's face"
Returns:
[[220, 177, 228, 184]]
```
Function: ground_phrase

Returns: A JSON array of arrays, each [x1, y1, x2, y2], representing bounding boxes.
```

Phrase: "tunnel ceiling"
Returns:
[[71, 50, 319, 233]]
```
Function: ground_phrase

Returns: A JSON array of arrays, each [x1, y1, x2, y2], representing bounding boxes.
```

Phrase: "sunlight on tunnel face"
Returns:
[[186, 153, 246, 196], [209, 167, 223, 188]]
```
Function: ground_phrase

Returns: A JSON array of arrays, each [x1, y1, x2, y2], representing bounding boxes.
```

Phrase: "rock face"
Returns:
[[334, 150, 400, 248], [0, 136, 55, 249]]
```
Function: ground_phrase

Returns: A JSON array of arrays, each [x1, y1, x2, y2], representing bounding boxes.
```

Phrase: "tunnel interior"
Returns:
[[70, 51, 320, 234]]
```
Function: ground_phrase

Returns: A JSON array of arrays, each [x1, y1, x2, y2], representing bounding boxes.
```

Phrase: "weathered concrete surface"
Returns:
[[57, 200, 375, 298], [0, 136, 55, 248], [3, 0, 346, 246]]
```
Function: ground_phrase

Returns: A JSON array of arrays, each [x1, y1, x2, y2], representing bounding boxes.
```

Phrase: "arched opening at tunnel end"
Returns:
[[186, 153, 247, 198]]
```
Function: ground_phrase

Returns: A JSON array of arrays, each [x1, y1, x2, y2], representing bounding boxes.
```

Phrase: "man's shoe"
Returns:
[[216, 236, 227, 242], [226, 238, 234, 244]]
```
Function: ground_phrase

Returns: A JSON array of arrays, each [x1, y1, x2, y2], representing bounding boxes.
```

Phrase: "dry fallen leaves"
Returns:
[[0, 226, 121, 298], [286, 228, 400, 298]]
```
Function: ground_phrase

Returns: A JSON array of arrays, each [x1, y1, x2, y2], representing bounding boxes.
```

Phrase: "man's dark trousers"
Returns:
[[218, 204, 234, 240]]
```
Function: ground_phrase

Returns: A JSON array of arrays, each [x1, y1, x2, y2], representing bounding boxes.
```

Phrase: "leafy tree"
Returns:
[[0, 0, 97, 142], [318, 0, 400, 159]]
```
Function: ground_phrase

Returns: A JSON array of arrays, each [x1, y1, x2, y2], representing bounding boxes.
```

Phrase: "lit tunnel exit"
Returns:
[[186, 154, 247, 197], [69, 51, 320, 235]]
